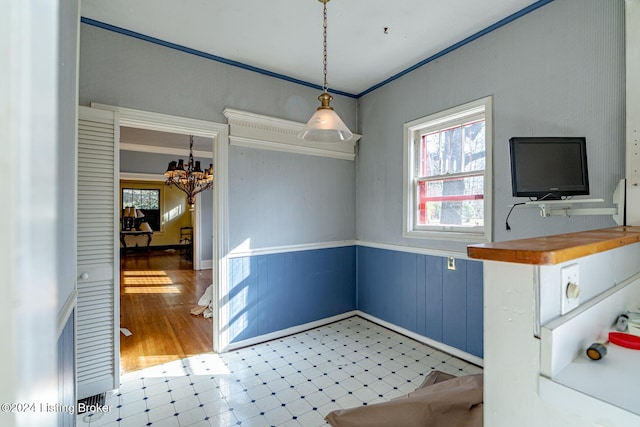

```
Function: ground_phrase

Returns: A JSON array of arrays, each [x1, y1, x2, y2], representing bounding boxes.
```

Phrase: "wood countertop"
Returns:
[[467, 226, 640, 265]]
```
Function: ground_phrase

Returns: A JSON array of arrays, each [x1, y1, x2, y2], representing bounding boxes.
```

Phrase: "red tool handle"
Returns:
[[609, 332, 640, 350]]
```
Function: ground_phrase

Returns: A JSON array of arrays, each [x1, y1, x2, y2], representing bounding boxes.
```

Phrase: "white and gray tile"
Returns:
[[78, 317, 482, 427]]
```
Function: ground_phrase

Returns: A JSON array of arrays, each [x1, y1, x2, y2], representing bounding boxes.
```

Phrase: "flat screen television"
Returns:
[[509, 137, 589, 200]]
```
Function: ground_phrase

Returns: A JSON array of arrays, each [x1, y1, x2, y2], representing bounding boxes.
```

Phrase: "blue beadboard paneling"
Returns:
[[424, 255, 444, 342], [265, 253, 292, 333], [466, 260, 484, 357], [57, 310, 75, 427], [415, 255, 427, 337], [442, 259, 468, 351], [228, 246, 356, 344], [357, 248, 484, 358], [229, 256, 258, 342], [356, 247, 390, 320], [393, 252, 418, 332], [229, 245, 483, 358]]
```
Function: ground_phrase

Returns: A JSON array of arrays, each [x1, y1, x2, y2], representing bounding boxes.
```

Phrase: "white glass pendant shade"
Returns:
[[300, 92, 353, 142]]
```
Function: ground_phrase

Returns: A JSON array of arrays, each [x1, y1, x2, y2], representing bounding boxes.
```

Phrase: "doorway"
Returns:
[[118, 126, 216, 373], [89, 103, 229, 368]]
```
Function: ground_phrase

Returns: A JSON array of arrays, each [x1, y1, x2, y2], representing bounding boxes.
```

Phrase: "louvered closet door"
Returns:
[[77, 106, 119, 399]]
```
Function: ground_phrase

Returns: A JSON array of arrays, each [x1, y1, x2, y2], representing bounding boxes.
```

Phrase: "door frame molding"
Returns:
[[93, 103, 229, 353]]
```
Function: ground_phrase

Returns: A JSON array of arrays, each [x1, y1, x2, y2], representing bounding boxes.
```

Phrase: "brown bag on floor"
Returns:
[[325, 372, 483, 427]]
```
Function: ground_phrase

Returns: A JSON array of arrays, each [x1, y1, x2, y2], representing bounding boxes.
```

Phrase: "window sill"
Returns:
[[403, 229, 489, 243]]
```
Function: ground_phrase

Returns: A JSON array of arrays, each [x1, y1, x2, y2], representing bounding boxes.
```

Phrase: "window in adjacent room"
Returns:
[[122, 188, 161, 231], [403, 96, 492, 242]]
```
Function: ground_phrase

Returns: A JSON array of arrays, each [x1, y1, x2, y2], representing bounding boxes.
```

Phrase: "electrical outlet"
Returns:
[[447, 257, 456, 270], [560, 263, 580, 315]]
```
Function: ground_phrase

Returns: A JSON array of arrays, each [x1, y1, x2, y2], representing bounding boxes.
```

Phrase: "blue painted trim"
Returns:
[[81, 0, 553, 100], [356, 0, 555, 97], [80, 17, 358, 99]]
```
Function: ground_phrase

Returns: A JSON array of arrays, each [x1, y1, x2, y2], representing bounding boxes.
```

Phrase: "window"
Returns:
[[122, 188, 161, 231], [403, 97, 492, 242]]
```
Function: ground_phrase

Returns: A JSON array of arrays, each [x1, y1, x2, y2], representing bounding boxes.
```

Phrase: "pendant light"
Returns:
[[299, 0, 353, 143]]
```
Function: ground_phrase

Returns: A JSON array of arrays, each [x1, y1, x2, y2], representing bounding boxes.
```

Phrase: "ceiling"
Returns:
[[80, 0, 544, 97], [120, 127, 213, 155]]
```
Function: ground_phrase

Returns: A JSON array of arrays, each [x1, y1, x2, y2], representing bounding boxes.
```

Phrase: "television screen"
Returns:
[[509, 137, 589, 200]]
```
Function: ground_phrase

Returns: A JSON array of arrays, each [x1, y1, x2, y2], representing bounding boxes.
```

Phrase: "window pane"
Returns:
[[420, 132, 443, 176], [462, 120, 485, 173], [417, 176, 484, 227], [420, 119, 486, 178], [122, 188, 161, 231], [122, 189, 159, 210]]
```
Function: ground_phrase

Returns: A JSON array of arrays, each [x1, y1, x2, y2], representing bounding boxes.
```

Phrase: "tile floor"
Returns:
[[78, 316, 482, 427]]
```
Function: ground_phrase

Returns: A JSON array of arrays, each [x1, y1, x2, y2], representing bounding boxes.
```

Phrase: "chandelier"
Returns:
[[164, 135, 213, 207], [299, 0, 353, 143]]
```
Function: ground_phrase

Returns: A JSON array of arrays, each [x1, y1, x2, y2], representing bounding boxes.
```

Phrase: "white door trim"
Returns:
[[92, 103, 229, 353]]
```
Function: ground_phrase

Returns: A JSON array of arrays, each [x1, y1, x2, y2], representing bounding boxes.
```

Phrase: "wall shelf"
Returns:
[[511, 179, 626, 224], [525, 198, 613, 218]]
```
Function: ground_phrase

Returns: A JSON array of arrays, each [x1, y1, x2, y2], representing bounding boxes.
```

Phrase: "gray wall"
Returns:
[[356, 0, 625, 252], [80, 0, 623, 257], [80, 24, 358, 251], [229, 146, 355, 250]]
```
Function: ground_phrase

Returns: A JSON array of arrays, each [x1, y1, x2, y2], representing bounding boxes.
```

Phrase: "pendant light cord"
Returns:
[[322, 0, 328, 93]]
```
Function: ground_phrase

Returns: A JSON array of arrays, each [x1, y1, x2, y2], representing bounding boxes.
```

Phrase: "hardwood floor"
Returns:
[[119, 250, 213, 373]]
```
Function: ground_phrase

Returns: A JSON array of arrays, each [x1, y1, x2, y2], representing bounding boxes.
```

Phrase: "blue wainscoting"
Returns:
[[357, 246, 484, 358], [227, 244, 483, 358], [228, 246, 356, 344], [57, 310, 75, 427]]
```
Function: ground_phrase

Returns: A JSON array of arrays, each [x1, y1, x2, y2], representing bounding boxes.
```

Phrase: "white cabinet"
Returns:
[[539, 266, 640, 423], [469, 227, 640, 427]]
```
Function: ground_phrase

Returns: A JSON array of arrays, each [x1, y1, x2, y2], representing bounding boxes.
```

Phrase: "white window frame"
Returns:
[[403, 96, 493, 243]]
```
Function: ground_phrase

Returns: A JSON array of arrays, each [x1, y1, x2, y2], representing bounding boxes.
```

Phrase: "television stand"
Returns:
[[524, 198, 609, 216], [526, 198, 621, 220], [507, 179, 626, 227]]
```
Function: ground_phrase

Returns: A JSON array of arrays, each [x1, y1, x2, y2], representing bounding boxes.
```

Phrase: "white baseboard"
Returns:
[[220, 309, 483, 368], [355, 311, 484, 367], [199, 259, 213, 270], [223, 310, 359, 352]]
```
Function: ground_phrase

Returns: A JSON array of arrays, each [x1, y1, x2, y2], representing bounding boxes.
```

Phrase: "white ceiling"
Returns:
[[120, 127, 213, 155], [81, 0, 542, 96]]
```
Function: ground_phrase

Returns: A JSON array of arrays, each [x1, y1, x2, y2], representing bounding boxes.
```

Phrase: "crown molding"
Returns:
[[224, 108, 361, 161]]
